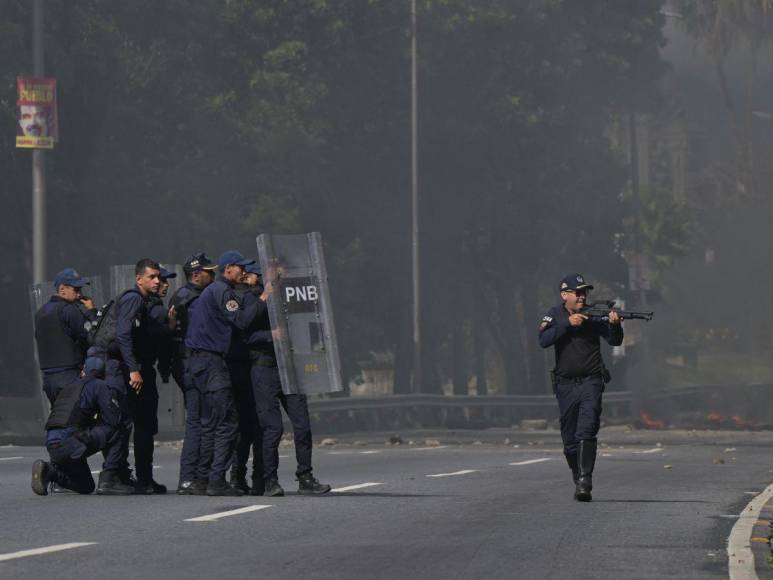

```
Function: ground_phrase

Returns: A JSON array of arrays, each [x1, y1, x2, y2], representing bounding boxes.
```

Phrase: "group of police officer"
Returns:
[[31, 252, 331, 497]]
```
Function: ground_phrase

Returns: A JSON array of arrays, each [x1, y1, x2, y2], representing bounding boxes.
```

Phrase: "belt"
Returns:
[[555, 373, 602, 385], [189, 349, 224, 358]]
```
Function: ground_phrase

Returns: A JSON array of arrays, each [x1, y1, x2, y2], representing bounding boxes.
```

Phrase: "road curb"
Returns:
[[728, 483, 773, 579]]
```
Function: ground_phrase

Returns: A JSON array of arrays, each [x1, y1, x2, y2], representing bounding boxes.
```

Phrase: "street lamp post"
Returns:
[[411, 0, 421, 393], [32, 0, 47, 284]]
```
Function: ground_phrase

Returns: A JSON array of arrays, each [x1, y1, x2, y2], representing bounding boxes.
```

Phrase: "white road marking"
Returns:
[[744, 491, 760, 496], [426, 469, 478, 478], [728, 483, 773, 580], [279, 455, 289, 458], [632, 448, 664, 454], [185, 505, 273, 522], [509, 458, 552, 466], [328, 451, 354, 455], [90, 470, 100, 475], [332, 482, 383, 493], [360, 450, 381, 455], [601, 453, 613, 457], [0, 542, 97, 562], [413, 446, 449, 451], [0, 456, 24, 462]]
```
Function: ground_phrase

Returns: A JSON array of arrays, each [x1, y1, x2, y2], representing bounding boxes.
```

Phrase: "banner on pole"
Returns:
[[16, 77, 58, 149]]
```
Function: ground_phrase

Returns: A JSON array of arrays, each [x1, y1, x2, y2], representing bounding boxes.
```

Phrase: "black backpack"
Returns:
[[87, 289, 138, 353]]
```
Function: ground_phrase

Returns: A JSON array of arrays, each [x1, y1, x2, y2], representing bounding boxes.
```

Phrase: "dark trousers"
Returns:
[[555, 377, 604, 456], [104, 359, 133, 473], [189, 352, 238, 483], [41, 368, 80, 405], [173, 357, 204, 482], [252, 364, 312, 480], [127, 363, 160, 483], [229, 359, 263, 480], [47, 429, 127, 494]]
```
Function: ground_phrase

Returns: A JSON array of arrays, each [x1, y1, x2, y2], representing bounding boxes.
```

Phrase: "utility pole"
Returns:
[[411, 0, 421, 393], [32, 0, 47, 284]]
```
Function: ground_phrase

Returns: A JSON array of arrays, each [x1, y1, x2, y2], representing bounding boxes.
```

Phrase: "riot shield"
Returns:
[[256, 232, 343, 395], [109, 265, 136, 299]]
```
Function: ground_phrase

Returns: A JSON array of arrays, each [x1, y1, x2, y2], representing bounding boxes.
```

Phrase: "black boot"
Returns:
[[206, 479, 244, 496], [263, 478, 285, 497], [575, 439, 597, 502], [250, 472, 264, 496], [31, 459, 52, 496], [177, 480, 207, 496], [564, 451, 579, 495], [229, 469, 250, 494], [97, 470, 136, 495], [297, 472, 331, 496], [136, 478, 168, 495]]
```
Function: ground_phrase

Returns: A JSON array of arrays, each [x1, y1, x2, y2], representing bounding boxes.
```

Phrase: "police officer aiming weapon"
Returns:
[[580, 300, 653, 322]]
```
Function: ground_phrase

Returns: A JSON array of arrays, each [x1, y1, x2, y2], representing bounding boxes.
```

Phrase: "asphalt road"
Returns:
[[0, 428, 771, 579]]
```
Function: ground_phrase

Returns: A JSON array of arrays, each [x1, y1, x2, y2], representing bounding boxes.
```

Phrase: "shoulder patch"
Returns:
[[542, 316, 553, 323], [225, 299, 240, 312]]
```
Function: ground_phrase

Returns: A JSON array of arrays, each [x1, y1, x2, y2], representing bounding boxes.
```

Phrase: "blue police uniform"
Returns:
[[185, 252, 258, 493], [32, 358, 129, 495], [227, 283, 263, 493], [34, 269, 96, 404], [243, 287, 328, 495], [539, 273, 623, 501], [169, 281, 208, 491], [127, 267, 175, 493], [104, 287, 148, 480]]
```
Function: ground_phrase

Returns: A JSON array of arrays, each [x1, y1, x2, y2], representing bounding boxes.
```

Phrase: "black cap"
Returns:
[[560, 273, 594, 292], [183, 253, 217, 273]]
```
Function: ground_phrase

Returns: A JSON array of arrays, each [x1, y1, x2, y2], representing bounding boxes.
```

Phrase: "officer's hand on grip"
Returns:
[[129, 371, 143, 393], [79, 296, 95, 310], [608, 311, 622, 325], [568, 313, 588, 327]]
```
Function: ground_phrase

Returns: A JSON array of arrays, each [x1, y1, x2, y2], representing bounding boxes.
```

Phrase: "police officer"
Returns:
[[185, 250, 259, 496], [31, 356, 133, 496], [228, 263, 264, 494], [247, 270, 331, 497], [129, 265, 177, 494], [169, 253, 217, 495], [100, 258, 161, 494], [34, 268, 96, 404], [538, 273, 623, 502]]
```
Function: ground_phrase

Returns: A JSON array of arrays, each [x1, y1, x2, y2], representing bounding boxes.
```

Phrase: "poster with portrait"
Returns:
[[16, 77, 58, 149]]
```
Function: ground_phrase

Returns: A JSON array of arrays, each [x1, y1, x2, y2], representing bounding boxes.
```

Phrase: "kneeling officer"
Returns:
[[31, 356, 133, 496]]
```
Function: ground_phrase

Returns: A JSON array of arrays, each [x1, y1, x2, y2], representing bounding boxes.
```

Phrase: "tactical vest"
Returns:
[[170, 285, 203, 345], [44, 378, 94, 431], [35, 300, 85, 370]]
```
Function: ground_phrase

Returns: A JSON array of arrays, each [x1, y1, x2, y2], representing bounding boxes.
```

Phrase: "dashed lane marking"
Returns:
[[413, 446, 449, 451], [426, 469, 478, 478], [632, 448, 664, 454], [728, 483, 773, 580], [184, 505, 273, 522], [332, 482, 384, 493], [0, 456, 24, 461], [509, 458, 552, 466], [360, 450, 381, 454], [0, 542, 97, 562]]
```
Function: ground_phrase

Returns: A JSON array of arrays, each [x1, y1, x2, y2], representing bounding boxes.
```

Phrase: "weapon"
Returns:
[[580, 300, 653, 322]]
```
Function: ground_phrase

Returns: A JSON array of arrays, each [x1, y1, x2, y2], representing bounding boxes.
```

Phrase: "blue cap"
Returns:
[[218, 250, 254, 271], [244, 263, 262, 275], [560, 273, 594, 293], [83, 356, 105, 379], [53, 268, 90, 289], [159, 265, 177, 280]]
